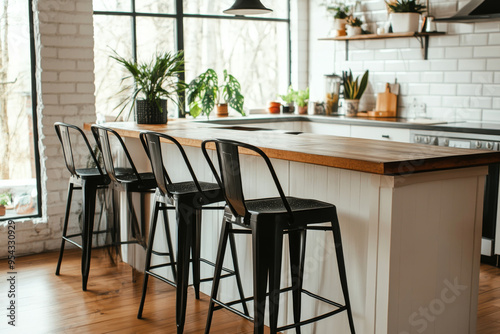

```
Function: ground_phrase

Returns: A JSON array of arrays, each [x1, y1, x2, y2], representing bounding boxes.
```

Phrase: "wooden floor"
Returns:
[[2, 249, 500, 333], [0, 249, 260, 334]]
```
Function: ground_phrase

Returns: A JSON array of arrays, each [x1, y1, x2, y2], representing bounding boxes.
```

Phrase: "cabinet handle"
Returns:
[[382, 135, 390, 139]]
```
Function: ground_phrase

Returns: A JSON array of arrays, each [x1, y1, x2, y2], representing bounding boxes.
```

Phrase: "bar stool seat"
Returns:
[[202, 138, 356, 334]]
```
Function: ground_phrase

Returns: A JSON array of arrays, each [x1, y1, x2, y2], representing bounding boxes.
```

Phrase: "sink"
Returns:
[[216, 125, 302, 135]]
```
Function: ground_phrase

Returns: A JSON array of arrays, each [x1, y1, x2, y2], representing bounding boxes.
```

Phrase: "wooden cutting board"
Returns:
[[368, 83, 397, 117]]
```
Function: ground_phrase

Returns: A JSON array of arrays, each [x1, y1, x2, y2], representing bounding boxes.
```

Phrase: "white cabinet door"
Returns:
[[301, 122, 351, 137], [351, 126, 410, 143]]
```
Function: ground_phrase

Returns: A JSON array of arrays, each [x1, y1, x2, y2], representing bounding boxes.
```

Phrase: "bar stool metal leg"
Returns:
[[204, 218, 231, 334], [137, 201, 160, 319], [82, 180, 98, 291], [252, 222, 272, 334], [268, 226, 284, 334], [331, 216, 356, 333], [192, 209, 202, 299], [289, 229, 307, 334], [55, 182, 74, 275]]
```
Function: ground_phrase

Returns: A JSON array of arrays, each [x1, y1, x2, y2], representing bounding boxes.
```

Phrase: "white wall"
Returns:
[[0, 0, 96, 257], [309, 0, 500, 121]]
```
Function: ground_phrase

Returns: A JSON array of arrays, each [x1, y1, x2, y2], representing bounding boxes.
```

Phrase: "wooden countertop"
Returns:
[[85, 121, 500, 175]]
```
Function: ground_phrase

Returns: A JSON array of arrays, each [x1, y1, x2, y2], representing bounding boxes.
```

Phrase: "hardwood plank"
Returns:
[[0, 249, 263, 334], [1, 250, 500, 333]]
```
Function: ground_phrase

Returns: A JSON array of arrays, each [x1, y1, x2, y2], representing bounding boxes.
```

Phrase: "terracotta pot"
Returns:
[[298, 105, 308, 115], [0, 205, 5, 216], [268, 101, 281, 114], [216, 103, 228, 117]]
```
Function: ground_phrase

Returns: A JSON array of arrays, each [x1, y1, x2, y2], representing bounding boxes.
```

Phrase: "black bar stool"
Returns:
[[90, 125, 175, 284], [54, 122, 111, 291], [138, 131, 248, 334], [202, 139, 356, 334]]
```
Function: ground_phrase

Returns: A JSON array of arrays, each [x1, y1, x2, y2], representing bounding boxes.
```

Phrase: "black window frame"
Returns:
[[0, 0, 42, 222], [93, 0, 291, 117]]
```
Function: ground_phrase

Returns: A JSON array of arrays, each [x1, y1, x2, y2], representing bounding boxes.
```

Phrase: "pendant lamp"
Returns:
[[223, 0, 273, 15]]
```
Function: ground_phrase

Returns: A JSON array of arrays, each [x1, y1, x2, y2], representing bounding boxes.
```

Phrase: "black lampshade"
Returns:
[[223, 0, 273, 15]]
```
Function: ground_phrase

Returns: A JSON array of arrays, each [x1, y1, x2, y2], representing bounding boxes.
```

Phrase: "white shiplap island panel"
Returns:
[[89, 121, 495, 334]]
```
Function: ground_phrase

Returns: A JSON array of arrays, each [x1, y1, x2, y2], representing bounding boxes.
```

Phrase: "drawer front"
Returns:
[[351, 126, 410, 143], [301, 122, 351, 137]]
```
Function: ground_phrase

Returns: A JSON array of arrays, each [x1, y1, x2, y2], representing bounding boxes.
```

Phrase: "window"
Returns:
[[93, 0, 290, 118], [0, 0, 41, 221]]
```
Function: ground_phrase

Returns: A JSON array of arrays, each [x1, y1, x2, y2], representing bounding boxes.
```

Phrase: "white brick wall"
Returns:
[[0, 0, 96, 257], [309, 0, 500, 121]]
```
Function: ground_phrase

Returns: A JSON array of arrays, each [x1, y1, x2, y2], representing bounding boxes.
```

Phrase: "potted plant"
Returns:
[[278, 85, 296, 113], [187, 69, 245, 118], [294, 87, 309, 115], [326, 3, 350, 36], [0, 193, 11, 216], [112, 50, 186, 124], [386, 0, 426, 33], [346, 16, 363, 36], [342, 69, 369, 116]]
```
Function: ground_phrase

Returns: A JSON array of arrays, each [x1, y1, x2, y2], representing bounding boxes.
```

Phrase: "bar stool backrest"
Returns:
[[139, 131, 204, 198], [202, 139, 293, 223], [91, 124, 142, 183], [54, 122, 104, 177]]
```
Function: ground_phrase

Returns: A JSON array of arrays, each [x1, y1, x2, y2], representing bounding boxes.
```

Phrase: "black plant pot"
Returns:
[[135, 99, 168, 124]]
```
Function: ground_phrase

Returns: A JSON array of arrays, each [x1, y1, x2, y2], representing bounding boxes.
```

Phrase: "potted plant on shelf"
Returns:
[[112, 50, 186, 124], [326, 3, 351, 36], [294, 87, 309, 115], [187, 69, 245, 118], [346, 16, 363, 36], [278, 85, 296, 113], [386, 0, 426, 33], [0, 193, 11, 216], [342, 69, 369, 116]]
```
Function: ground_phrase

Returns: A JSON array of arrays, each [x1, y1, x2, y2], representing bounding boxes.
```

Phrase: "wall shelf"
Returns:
[[319, 31, 445, 61]]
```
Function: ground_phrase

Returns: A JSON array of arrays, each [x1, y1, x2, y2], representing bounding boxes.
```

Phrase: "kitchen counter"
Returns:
[[89, 120, 500, 175], [91, 120, 493, 334]]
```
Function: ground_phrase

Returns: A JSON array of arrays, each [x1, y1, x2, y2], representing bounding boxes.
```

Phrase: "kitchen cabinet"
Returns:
[[351, 125, 411, 142]]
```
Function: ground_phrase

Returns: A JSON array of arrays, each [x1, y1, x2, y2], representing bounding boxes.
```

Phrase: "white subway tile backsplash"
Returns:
[[457, 84, 483, 96], [310, 1, 500, 123], [458, 59, 486, 71], [483, 85, 500, 97], [474, 22, 500, 34], [455, 108, 482, 121], [470, 97, 492, 109], [429, 83, 457, 96], [444, 71, 472, 83], [422, 72, 444, 83], [442, 96, 470, 108], [487, 59, 500, 71], [474, 46, 500, 58], [445, 46, 473, 59], [431, 59, 458, 71], [433, 35, 460, 47], [489, 33, 500, 45], [472, 72, 494, 83], [460, 34, 488, 46]]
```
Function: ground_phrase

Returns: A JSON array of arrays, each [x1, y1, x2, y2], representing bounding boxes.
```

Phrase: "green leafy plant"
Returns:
[[294, 87, 309, 107], [386, 0, 426, 13], [346, 16, 363, 27], [326, 3, 350, 19], [278, 85, 296, 104], [112, 50, 186, 120], [0, 193, 11, 206], [187, 69, 245, 118], [343, 70, 369, 100]]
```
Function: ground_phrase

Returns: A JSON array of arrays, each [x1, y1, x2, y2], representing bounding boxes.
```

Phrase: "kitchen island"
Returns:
[[88, 119, 500, 334]]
